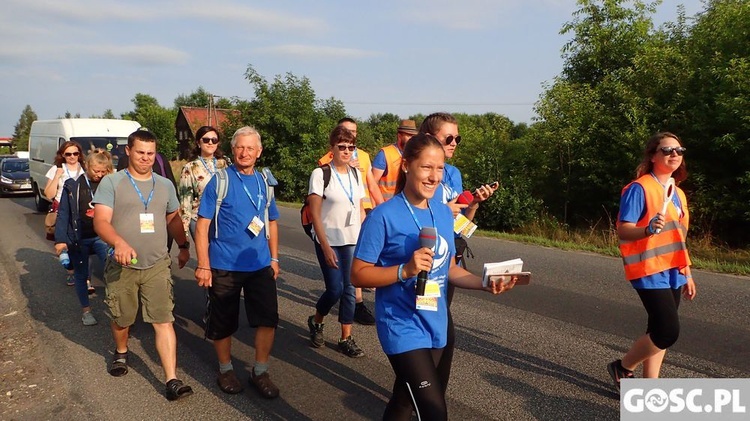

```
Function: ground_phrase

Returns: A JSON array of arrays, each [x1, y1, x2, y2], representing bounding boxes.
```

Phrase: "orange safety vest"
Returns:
[[617, 174, 691, 281], [318, 150, 373, 210], [377, 144, 402, 201]]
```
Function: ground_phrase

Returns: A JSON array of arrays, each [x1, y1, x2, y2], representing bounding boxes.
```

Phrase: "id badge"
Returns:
[[247, 215, 265, 237], [346, 207, 359, 227], [423, 280, 441, 298], [416, 279, 441, 311], [139, 213, 155, 233], [416, 296, 439, 312]]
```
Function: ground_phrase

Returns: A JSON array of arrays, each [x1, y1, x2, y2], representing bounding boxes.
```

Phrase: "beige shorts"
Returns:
[[104, 255, 175, 327]]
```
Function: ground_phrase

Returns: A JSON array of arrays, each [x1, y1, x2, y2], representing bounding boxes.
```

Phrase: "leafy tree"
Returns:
[[237, 65, 342, 200], [122, 94, 178, 159], [533, 0, 659, 226], [12, 105, 37, 151], [174, 86, 211, 108]]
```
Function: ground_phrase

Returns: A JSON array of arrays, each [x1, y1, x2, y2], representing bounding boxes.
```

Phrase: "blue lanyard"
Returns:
[[331, 165, 354, 206], [232, 167, 263, 211], [399, 192, 439, 271], [82, 174, 92, 191], [124, 170, 155, 211], [199, 156, 217, 175]]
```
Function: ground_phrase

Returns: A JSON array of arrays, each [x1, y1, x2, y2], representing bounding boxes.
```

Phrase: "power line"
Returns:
[[342, 101, 535, 106]]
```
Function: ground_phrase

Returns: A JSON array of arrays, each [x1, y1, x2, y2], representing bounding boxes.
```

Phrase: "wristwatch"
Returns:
[[178, 240, 190, 250]]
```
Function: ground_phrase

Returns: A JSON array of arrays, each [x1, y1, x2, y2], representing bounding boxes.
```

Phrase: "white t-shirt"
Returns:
[[45, 164, 83, 202], [308, 165, 364, 246]]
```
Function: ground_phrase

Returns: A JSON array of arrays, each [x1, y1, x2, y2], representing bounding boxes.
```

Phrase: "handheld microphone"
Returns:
[[456, 190, 474, 205], [416, 227, 437, 296]]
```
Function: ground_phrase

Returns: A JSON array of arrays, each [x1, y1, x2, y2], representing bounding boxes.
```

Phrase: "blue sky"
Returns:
[[0, 0, 704, 136]]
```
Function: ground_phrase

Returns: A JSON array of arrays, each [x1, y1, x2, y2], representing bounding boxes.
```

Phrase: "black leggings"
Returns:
[[636, 287, 682, 350], [436, 283, 456, 393], [384, 348, 447, 421]]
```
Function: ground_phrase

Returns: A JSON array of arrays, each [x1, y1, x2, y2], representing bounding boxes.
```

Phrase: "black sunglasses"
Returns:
[[443, 135, 462, 145], [337, 145, 356, 152], [659, 146, 686, 156], [64, 151, 80, 157], [201, 137, 219, 145]]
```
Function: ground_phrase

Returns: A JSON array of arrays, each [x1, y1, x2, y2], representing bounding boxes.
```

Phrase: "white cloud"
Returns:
[[78, 44, 190, 65], [254, 44, 382, 59], [6, 0, 326, 33]]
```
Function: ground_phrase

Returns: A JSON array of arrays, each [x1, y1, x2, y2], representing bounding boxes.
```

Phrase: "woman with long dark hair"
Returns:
[[45, 141, 85, 285], [351, 133, 514, 420], [607, 132, 696, 392], [178, 126, 229, 239]]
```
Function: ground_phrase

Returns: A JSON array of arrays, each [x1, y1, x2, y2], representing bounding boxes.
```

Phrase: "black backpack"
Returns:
[[300, 164, 358, 240]]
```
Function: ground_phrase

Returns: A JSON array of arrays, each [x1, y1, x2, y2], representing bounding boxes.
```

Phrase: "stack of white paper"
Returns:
[[482, 258, 523, 287]]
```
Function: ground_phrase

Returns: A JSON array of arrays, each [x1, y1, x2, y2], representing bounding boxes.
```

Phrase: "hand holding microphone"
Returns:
[[415, 227, 437, 296]]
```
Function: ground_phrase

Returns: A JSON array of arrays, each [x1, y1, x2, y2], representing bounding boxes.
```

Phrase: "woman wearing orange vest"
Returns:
[[607, 132, 697, 393]]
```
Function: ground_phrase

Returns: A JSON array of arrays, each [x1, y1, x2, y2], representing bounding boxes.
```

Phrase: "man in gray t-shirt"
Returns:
[[93, 128, 194, 401]]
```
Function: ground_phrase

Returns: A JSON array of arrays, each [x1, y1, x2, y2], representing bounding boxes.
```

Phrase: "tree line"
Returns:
[[11, 0, 750, 247]]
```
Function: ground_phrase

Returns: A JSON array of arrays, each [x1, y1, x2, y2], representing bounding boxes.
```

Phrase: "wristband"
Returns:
[[270, 257, 279, 263], [196, 267, 211, 271], [397, 263, 406, 283], [644, 227, 651, 237]]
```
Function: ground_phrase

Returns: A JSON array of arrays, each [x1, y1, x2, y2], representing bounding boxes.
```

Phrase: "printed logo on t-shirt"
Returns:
[[441, 184, 458, 204], [432, 233, 450, 272]]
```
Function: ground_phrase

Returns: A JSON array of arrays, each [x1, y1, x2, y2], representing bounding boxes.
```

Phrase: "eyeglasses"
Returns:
[[443, 135, 462, 145], [63, 151, 80, 157], [659, 146, 686, 156], [337, 145, 356, 152], [201, 137, 219, 145]]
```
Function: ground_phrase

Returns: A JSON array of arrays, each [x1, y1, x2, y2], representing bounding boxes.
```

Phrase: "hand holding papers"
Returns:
[[482, 258, 531, 287]]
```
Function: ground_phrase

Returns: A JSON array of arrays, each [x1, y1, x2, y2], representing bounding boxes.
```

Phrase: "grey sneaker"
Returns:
[[82, 311, 98, 326], [337, 336, 365, 358], [307, 315, 324, 348]]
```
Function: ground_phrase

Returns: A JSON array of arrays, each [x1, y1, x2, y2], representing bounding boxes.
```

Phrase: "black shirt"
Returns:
[[77, 178, 99, 239]]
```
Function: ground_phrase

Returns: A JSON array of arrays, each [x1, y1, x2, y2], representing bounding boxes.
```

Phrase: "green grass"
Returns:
[[277, 202, 750, 276]]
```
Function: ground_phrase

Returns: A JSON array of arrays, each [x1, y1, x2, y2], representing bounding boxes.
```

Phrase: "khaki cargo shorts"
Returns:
[[103, 255, 175, 327]]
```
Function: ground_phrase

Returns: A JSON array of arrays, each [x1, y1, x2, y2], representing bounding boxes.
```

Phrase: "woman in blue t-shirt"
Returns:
[[352, 133, 515, 421]]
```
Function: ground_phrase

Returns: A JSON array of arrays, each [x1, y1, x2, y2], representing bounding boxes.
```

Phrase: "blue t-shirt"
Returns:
[[354, 193, 456, 355], [372, 144, 402, 174], [434, 163, 462, 204], [619, 182, 687, 290], [197, 166, 279, 272]]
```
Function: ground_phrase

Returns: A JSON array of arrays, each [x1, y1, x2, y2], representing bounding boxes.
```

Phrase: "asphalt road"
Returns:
[[0, 195, 748, 420]]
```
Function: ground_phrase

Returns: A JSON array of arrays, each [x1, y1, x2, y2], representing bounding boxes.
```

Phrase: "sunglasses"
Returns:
[[337, 145, 356, 152], [63, 151, 80, 157], [201, 137, 219, 145], [659, 146, 686, 156], [443, 135, 462, 145]]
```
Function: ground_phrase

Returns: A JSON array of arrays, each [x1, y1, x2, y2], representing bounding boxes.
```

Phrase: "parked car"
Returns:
[[0, 157, 33, 196]]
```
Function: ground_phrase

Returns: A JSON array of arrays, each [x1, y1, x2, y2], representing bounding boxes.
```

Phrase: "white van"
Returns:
[[29, 118, 141, 211]]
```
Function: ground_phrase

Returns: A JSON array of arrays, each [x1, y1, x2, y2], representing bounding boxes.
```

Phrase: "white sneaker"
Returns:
[[82, 311, 98, 326]]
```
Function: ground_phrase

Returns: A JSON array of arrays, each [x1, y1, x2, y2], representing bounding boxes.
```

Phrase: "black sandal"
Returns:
[[109, 350, 128, 377]]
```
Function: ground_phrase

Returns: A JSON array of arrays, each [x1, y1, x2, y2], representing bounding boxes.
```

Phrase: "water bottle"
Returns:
[[108, 247, 138, 265], [59, 249, 71, 269]]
